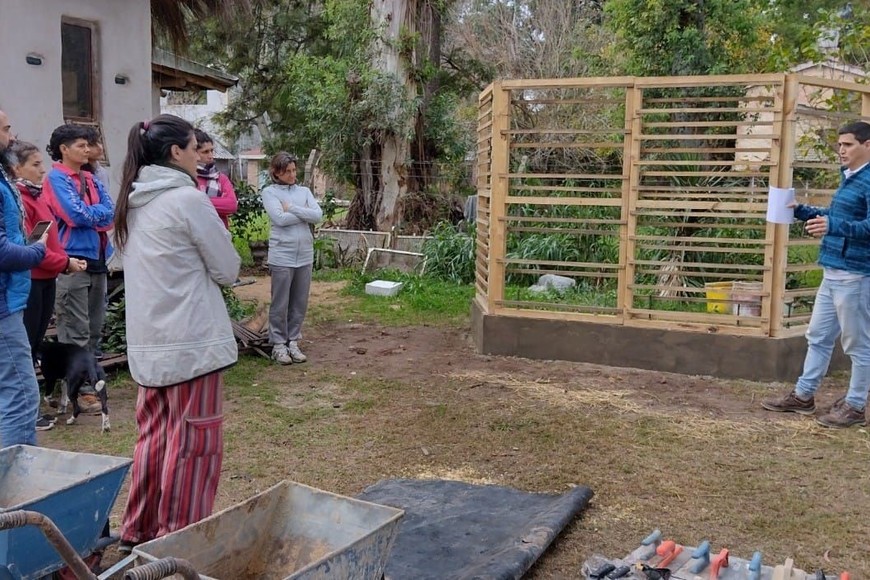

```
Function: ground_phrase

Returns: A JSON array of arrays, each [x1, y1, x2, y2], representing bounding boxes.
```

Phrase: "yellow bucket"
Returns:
[[705, 281, 733, 313]]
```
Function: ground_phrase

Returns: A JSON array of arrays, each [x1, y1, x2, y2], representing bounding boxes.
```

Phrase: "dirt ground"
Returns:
[[40, 277, 869, 578]]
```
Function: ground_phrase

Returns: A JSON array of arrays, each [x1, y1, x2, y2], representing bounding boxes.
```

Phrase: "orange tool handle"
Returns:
[[656, 540, 683, 568], [840, 573, 850, 580], [710, 548, 729, 580]]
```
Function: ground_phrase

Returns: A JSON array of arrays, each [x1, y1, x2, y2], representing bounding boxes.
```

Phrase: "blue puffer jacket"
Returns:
[[795, 165, 870, 275], [0, 171, 45, 319]]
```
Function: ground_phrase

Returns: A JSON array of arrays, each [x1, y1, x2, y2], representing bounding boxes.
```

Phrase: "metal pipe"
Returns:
[[0, 510, 96, 580], [124, 558, 201, 580]]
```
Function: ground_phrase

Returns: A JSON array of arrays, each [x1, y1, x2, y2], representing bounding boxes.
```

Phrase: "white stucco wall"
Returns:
[[0, 0, 152, 198]]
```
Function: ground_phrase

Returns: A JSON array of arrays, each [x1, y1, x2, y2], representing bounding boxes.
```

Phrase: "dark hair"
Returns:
[[46, 124, 91, 161], [838, 121, 870, 143], [269, 152, 298, 183], [8, 141, 40, 168], [83, 126, 101, 145], [114, 114, 195, 251], [194, 129, 212, 149]]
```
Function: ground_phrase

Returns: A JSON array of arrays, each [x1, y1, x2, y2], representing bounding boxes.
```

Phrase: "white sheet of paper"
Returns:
[[767, 186, 795, 224]]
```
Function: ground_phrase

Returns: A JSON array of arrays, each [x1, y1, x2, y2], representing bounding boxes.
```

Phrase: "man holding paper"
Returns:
[[762, 121, 870, 428]]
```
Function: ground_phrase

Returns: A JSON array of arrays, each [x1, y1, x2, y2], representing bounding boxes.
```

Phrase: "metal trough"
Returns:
[[0, 445, 131, 580], [134, 481, 404, 580]]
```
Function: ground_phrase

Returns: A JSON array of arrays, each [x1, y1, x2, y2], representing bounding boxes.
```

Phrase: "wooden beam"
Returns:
[[487, 83, 510, 312], [767, 76, 798, 337]]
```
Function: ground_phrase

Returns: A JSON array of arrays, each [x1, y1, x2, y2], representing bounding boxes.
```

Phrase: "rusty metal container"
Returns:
[[134, 480, 404, 579]]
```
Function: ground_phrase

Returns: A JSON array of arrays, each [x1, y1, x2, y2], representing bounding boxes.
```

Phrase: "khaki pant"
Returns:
[[55, 271, 107, 352]]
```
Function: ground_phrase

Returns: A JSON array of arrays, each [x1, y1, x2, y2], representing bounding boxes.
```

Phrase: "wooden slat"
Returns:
[[501, 76, 636, 90], [794, 74, 870, 94], [505, 268, 620, 279], [639, 133, 778, 140], [506, 196, 623, 207], [632, 234, 767, 244], [508, 128, 628, 135], [632, 259, 767, 271], [503, 216, 624, 225], [511, 141, 624, 149], [507, 172, 626, 180], [634, 73, 784, 87], [638, 106, 777, 114], [496, 301, 621, 314], [628, 307, 765, 326], [502, 258, 620, 268]]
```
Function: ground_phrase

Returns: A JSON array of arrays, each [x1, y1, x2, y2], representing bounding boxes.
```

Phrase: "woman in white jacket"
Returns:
[[112, 115, 240, 552], [261, 152, 322, 365]]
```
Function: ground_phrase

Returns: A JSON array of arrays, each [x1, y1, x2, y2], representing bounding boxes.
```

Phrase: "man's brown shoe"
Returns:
[[79, 394, 102, 415], [761, 390, 815, 415], [816, 399, 866, 428]]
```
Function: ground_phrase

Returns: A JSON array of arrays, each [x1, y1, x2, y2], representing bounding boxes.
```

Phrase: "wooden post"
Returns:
[[766, 75, 797, 337], [619, 85, 642, 321], [487, 83, 510, 312], [864, 93, 870, 117]]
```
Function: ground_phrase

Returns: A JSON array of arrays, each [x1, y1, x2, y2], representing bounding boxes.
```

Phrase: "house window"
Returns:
[[61, 19, 99, 122]]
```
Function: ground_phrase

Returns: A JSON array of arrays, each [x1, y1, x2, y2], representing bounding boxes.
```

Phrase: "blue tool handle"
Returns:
[[748, 551, 762, 580], [692, 540, 711, 559], [689, 540, 711, 573], [641, 529, 662, 546]]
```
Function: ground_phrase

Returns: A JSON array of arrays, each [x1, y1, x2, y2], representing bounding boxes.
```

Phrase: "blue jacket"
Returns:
[[44, 163, 114, 264], [795, 165, 870, 275], [0, 170, 45, 319]]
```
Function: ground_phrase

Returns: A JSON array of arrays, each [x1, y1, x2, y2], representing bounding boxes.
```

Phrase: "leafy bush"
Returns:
[[231, 181, 268, 241], [102, 299, 126, 354], [421, 221, 475, 284]]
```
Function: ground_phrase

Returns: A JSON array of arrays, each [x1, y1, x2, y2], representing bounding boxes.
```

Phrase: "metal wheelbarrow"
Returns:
[[0, 445, 131, 580], [132, 481, 404, 580]]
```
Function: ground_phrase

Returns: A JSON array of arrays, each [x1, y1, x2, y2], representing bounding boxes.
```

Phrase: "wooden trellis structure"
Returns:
[[475, 73, 870, 340]]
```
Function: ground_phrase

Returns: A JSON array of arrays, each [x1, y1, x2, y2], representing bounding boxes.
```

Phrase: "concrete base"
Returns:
[[471, 302, 849, 382]]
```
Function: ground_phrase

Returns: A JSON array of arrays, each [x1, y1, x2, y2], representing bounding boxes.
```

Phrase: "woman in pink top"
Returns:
[[193, 129, 237, 229]]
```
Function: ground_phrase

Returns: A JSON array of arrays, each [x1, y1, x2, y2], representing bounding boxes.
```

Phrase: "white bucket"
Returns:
[[731, 281, 763, 317]]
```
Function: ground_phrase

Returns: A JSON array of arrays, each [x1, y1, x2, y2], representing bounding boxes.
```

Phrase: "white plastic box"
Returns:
[[365, 280, 403, 297]]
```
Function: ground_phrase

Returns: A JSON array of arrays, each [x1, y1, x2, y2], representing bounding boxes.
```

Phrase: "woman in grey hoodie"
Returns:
[[113, 114, 240, 552], [261, 152, 322, 365]]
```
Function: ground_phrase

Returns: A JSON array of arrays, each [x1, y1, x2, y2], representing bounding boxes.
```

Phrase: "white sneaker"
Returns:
[[271, 344, 293, 365], [287, 341, 307, 363]]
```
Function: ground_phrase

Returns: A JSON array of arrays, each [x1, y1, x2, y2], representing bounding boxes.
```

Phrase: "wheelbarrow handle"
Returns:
[[124, 557, 201, 580], [0, 510, 96, 580]]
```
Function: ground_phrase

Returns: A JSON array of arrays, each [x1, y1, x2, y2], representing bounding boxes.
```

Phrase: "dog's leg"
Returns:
[[95, 380, 110, 433], [58, 379, 70, 415], [65, 378, 80, 426], [42, 378, 56, 407]]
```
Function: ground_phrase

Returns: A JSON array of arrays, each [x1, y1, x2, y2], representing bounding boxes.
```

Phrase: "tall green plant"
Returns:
[[421, 221, 475, 284]]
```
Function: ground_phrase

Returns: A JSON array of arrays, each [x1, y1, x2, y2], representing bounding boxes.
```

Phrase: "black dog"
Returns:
[[39, 341, 110, 432]]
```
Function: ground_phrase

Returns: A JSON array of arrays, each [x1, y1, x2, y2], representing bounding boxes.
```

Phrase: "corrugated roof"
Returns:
[[152, 48, 238, 92]]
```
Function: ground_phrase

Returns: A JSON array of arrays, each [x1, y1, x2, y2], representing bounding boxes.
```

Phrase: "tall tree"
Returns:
[[604, 0, 769, 76]]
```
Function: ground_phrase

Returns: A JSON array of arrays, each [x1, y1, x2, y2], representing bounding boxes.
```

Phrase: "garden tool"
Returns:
[[748, 551, 763, 580], [589, 562, 616, 579], [635, 562, 671, 580], [607, 565, 632, 579]]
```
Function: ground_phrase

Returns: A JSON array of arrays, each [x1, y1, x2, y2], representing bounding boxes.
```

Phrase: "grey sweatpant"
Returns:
[[268, 264, 312, 346], [55, 271, 107, 352]]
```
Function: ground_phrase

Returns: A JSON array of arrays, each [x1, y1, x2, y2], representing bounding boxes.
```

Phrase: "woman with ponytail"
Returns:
[[113, 114, 240, 553]]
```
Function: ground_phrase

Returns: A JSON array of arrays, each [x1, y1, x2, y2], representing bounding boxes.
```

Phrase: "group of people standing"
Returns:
[[0, 108, 322, 551], [0, 117, 114, 441]]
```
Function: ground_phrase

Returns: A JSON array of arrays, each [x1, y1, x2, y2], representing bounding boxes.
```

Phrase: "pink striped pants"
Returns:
[[120, 372, 223, 544]]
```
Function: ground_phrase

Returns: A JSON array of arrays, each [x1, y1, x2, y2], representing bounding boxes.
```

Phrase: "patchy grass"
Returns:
[[39, 280, 870, 578], [308, 269, 474, 326]]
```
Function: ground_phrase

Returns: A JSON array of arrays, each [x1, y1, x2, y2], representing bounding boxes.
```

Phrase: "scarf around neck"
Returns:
[[15, 177, 43, 198], [196, 163, 221, 198]]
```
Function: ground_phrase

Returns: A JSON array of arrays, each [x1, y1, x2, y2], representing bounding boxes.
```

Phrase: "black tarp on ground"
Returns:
[[357, 479, 594, 580]]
